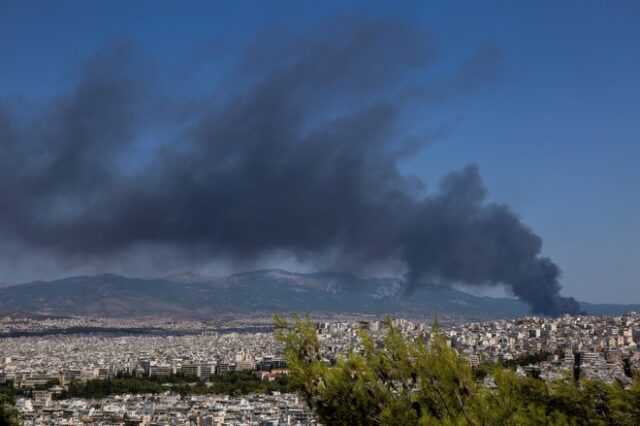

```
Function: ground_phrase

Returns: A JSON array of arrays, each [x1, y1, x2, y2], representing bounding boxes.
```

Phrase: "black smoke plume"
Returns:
[[0, 18, 580, 315]]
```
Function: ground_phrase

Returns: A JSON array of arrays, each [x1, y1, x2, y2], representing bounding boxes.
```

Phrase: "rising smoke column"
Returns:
[[399, 165, 581, 314], [0, 18, 580, 315]]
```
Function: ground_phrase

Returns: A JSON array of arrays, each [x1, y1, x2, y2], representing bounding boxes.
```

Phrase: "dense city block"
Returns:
[[1, 312, 640, 424]]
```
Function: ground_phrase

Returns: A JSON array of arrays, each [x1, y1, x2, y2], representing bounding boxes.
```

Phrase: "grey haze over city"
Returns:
[[1, 6, 639, 314]]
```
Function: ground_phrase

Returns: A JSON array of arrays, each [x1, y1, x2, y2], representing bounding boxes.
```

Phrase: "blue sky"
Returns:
[[1, 1, 638, 303]]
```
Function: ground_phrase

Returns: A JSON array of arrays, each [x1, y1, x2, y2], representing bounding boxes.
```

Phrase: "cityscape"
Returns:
[[2, 0, 639, 425], [2, 312, 640, 424]]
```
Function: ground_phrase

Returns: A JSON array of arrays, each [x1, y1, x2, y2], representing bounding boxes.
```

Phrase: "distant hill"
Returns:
[[0, 270, 637, 320]]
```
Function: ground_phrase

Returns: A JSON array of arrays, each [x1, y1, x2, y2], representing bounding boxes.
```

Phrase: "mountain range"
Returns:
[[0, 270, 637, 320]]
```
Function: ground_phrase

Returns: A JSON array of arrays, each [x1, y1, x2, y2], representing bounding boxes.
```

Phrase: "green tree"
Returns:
[[275, 315, 640, 426], [609, 378, 640, 425], [275, 315, 483, 425], [0, 391, 21, 426]]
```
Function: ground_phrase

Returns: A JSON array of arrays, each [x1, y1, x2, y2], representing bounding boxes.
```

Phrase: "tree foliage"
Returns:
[[0, 388, 21, 426], [275, 315, 640, 426], [62, 371, 293, 399]]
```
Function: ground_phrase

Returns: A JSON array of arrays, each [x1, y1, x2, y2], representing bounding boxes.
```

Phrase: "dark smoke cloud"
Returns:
[[0, 18, 580, 315]]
